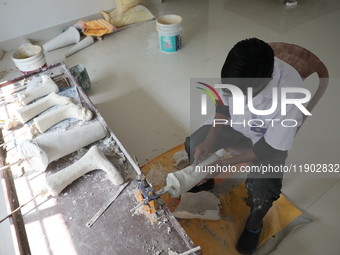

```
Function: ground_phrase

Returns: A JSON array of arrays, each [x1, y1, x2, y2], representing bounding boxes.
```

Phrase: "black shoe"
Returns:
[[187, 179, 215, 193], [236, 221, 263, 254]]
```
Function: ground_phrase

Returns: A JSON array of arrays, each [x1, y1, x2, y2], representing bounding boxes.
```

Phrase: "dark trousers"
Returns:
[[184, 125, 287, 229]]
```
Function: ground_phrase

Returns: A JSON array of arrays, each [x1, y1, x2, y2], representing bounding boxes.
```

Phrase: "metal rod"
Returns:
[[0, 159, 25, 171], [129, 201, 145, 213], [0, 190, 47, 224], [3, 130, 16, 139], [0, 133, 22, 148], [0, 99, 18, 107], [0, 85, 27, 95], [178, 246, 201, 255], [86, 182, 130, 228], [155, 185, 172, 197]]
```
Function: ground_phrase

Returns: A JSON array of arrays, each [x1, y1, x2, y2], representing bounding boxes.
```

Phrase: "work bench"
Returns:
[[0, 63, 200, 255]]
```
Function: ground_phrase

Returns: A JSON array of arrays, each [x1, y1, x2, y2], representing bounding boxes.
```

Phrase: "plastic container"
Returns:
[[156, 15, 183, 53], [12, 45, 47, 74], [69, 65, 91, 93]]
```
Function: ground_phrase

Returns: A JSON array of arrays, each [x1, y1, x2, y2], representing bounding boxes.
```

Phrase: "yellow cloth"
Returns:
[[116, 0, 145, 13], [101, 0, 154, 28], [83, 19, 117, 36]]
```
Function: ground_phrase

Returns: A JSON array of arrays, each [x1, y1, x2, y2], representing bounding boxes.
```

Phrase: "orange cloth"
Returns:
[[83, 19, 117, 36]]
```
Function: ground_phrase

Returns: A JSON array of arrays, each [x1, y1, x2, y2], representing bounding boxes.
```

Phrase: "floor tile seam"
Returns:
[[295, 230, 322, 255], [304, 178, 340, 212]]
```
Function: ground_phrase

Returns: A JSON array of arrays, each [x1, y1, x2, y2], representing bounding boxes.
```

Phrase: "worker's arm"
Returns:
[[193, 104, 230, 165], [205, 149, 258, 178], [203, 137, 288, 179]]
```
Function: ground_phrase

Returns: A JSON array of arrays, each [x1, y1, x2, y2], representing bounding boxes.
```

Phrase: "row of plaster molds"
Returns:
[[14, 92, 72, 123], [33, 103, 93, 133], [17, 75, 59, 105], [18, 121, 107, 172], [45, 145, 124, 196]]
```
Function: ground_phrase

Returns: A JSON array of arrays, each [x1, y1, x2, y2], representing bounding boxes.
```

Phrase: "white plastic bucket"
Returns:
[[156, 15, 183, 53], [12, 45, 47, 74]]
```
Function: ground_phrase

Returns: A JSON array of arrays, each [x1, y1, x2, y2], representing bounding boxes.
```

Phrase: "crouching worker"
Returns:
[[184, 38, 304, 254]]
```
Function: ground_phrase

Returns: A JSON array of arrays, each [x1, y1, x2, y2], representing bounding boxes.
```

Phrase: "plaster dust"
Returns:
[[172, 149, 189, 170], [173, 191, 220, 220], [14, 156, 196, 254]]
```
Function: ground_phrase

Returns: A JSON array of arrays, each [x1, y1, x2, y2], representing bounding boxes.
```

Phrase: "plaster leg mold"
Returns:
[[163, 149, 229, 197], [18, 121, 107, 171], [43, 26, 80, 52], [33, 103, 93, 133], [45, 145, 124, 196], [65, 36, 94, 57], [17, 75, 59, 105], [14, 92, 71, 123]]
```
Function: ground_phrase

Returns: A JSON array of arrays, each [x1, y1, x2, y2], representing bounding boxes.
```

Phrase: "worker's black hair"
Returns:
[[221, 38, 274, 91]]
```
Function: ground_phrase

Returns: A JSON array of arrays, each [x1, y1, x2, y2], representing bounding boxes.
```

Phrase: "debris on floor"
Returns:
[[173, 191, 220, 220], [172, 149, 189, 170]]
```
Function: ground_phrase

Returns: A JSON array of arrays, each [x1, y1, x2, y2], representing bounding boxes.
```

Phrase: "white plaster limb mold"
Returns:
[[172, 191, 220, 220], [33, 103, 93, 133], [165, 149, 229, 198], [43, 26, 80, 52], [17, 121, 107, 172], [17, 75, 59, 105], [45, 146, 124, 196], [14, 92, 71, 123], [65, 36, 94, 57]]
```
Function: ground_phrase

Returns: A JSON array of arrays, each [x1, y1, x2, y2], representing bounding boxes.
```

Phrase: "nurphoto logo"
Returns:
[[196, 82, 312, 128]]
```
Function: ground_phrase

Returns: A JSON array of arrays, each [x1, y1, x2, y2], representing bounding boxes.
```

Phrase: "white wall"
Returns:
[[0, 0, 115, 48]]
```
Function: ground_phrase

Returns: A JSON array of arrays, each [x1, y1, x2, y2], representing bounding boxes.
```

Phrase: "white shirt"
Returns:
[[205, 57, 304, 151]]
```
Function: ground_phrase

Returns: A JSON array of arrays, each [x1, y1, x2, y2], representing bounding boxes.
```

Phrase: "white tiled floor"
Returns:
[[0, 0, 340, 254]]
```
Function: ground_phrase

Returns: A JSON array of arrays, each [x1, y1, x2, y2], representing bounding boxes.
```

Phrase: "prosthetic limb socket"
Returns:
[[157, 149, 229, 198]]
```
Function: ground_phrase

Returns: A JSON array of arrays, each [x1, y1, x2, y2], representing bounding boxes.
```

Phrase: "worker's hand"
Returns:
[[193, 138, 214, 166]]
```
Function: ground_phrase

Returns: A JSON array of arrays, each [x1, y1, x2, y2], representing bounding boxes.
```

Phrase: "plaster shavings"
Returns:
[[173, 191, 220, 220], [103, 136, 116, 150], [172, 149, 189, 170]]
